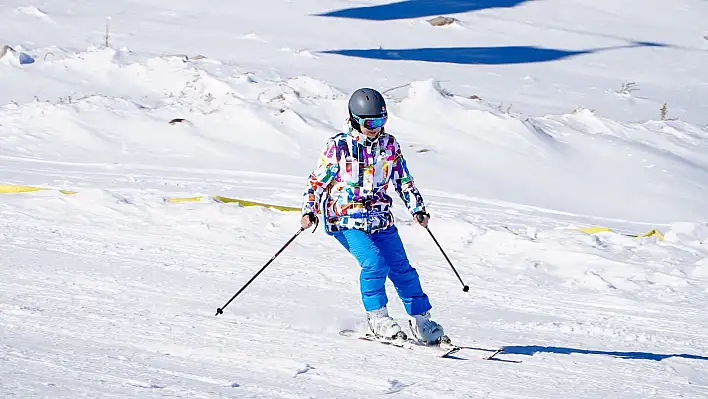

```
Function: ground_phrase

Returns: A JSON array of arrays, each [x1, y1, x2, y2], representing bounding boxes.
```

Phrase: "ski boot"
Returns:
[[409, 311, 446, 345], [367, 306, 407, 341]]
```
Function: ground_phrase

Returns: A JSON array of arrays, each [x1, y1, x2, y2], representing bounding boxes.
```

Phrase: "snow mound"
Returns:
[[14, 6, 51, 21], [664, 222, 708, 247]]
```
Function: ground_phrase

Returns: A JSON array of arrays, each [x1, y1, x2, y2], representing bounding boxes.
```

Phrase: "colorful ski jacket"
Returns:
[[302, 123, 426, 234]]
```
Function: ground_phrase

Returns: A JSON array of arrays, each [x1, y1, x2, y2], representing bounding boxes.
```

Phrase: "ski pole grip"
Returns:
[[307, 213, 319, 233]]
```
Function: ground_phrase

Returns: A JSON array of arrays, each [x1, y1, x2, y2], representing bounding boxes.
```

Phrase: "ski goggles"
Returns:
[[351, 113, 388, 130]]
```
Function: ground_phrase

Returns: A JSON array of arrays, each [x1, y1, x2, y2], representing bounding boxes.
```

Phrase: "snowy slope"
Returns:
[[3, 191, 708, 398], [2, 0, 708, 398]]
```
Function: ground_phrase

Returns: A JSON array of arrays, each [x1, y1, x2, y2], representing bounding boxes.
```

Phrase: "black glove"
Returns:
[[414, 211, 430, 223], [303, 212, 319, 232]]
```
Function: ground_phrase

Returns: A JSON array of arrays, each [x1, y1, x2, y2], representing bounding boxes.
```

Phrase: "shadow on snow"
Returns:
[[320, 42, 666, 65], [315, 0, 534, 21], [502, 345, 708, 362]]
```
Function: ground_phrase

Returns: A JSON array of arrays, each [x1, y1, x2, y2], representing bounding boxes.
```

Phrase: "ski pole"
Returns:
[[417, 214, 470, 292], [216, 227, 305, 316]]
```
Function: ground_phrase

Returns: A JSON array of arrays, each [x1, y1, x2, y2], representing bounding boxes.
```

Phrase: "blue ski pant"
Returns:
[[331, 225, 432, 316]]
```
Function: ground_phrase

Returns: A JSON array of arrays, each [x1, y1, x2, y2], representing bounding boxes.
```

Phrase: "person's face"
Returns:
[[361, 126, 382, 138]]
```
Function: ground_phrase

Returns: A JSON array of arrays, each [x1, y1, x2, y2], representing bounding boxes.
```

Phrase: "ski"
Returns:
[[356, 332, 413, 350], [350, 330, 456, 358], [339, 329, 504, 360], [481, 347, 504, 360]]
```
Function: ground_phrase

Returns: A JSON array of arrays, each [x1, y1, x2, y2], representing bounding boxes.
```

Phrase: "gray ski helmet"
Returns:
[[348, 88, 387, 130]]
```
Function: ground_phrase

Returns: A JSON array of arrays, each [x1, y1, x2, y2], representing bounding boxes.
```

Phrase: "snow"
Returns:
[[1, 0, 708, 398]]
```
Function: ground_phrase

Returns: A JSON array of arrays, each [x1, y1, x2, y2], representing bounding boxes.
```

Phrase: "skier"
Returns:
[[301, 87, 446, 344]]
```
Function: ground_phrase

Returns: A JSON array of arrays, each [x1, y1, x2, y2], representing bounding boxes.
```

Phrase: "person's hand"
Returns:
[[301, 213, 317, 229], [414, 212, 430, 228]]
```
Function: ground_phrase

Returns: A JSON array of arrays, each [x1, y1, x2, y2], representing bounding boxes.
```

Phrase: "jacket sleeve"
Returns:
[[391, 138, 426, 215], [302, 139, 339, 215]]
